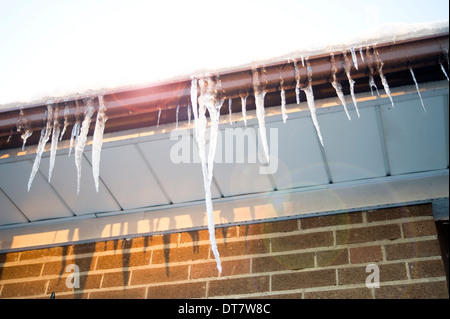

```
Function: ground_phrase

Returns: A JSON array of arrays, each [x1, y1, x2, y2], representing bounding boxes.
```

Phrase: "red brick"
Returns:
[[305, 287, 373, 299], [89, 287, 146, 299], [47, 274, 102, 292], [101, 271, 131, 288], [42, 256, 97, 276], [338, 263, 407, 285], [301, 212, 363, 229], [402, 220, 437, 238], [350, 246, 383, 264], [336, 224, 401, 245], [0, 263, 43, 280], [374, 281, 448, 299], [208, 276, 270, 297], [96, 251, 151, 270], [366, 204, 432, 222], [272, 231, 334, 252], [131, 265, 188, 285], [316, 249, 349, 267], [216, 238, 270, 257], [252, 253, 315, 273], [239, 219, 299, 237], [1, 280, 48, 298], [152, 245, 209, 264], [385, 240, 442, 260], [0, 252, 21, 264], [272, 269, 336, 291], [147, 282, 207, 299], [19, 246, 70, 261], [408, 259, 446, 279]]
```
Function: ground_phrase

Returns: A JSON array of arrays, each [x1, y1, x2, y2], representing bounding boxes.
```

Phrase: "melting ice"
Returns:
[[240, 94, 248, 126], [279, 70, 288, 123], [302, 61, 324, 147], [16, 108, 33, 151], [440, 63, 449, 81], [294, 60, 301, 105], [28, 103, 53, 191], [330, 53, 351, 121], [48, 105, 61, 183], [343, 51, 360, 118], [409, 68, 426, 112], [195, 75, 223, 274], [92, 95, 108, 193], [252, 68, 270, 165], [75, 98, 95, 195], [375, 48, 395, 108], [350, 46, 359, 70]]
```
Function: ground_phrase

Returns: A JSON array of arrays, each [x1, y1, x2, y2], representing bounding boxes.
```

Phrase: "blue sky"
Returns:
[[0, 0, 448, 106]]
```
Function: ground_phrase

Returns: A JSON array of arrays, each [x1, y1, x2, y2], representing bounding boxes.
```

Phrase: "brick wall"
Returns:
[[0, 204, 448, 299]]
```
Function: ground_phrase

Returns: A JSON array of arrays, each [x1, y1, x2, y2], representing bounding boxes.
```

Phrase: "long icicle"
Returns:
[[302, 60, 324, 147], [197, 75, 223, 274], [28, 103, 53, 191], [48, 104, 61, 182], [69, 100, 81, 157], [375, 47, 395, 108], [74, 97, 95, 195], [294, 60, 301, 105], [279, 67, 288, 123], [330, 53, 351, 120], [240, 93, 248, 126], [16, 108, 33, 151], [252, 68, 270, 165], [409, 68, 427, 112], [59, 103, 70, 141], [343, 51, 360, 118], [92, 95, 108, 193]]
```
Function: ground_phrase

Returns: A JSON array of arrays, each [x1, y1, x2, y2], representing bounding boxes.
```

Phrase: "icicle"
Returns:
[[302, 61, 324, 147], [157, 108, 161, 127], [252, 68, 270, 165], [350, 46, 359, 70], [28, 103, 53, 191], [440, 63, 449, 81], [409, 68, 426, 113], [375, 48, 395, 108], [369, 76, 380, 96], [16, 108, 33, 151], [187, 103, 192, 129], [197, 75, 223, 274], [365, 47, 380, 97], [293, 60, 301, 104], [68, 100, 81, 157], [48, 104, 61, 183], [74, 98, 95, 195], [301, 55, 305, 67], [59, 103, 70, 141], [359, 46, 365, 63], [279, 68, 288, 123], [228, 99, 233, 125], [343, 51, 360, 118], [92, 95, 108, 193], [175, 104, 180, 129], [240, 94, 248, 126], [190, 76, 199, 142], [330, 53, 351, 121]]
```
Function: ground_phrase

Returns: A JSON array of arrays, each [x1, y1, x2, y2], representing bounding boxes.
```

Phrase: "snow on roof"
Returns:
[[0, 20, 448, 111]]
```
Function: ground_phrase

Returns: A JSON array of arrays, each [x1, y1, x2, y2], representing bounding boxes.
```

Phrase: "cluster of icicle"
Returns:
[[27, 96, 107, 194], [18, 44, 449, 275]]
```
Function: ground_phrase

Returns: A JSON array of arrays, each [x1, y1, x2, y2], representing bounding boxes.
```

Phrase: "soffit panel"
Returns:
[[380, 95, 448, 175], [0, 160, 73, 221]]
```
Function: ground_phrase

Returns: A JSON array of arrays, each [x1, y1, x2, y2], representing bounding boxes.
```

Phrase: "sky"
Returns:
[[0, 0, 449, 106]]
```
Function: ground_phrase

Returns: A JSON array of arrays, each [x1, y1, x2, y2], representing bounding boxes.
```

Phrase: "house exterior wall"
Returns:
[[0, 203, 447, 299]]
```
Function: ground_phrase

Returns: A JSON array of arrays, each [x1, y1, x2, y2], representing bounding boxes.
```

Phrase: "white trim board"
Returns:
[[0, 169, 447, 253]]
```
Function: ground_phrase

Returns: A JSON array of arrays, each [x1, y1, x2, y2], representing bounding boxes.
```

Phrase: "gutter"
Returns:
[[0, 33, 448, 150]]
